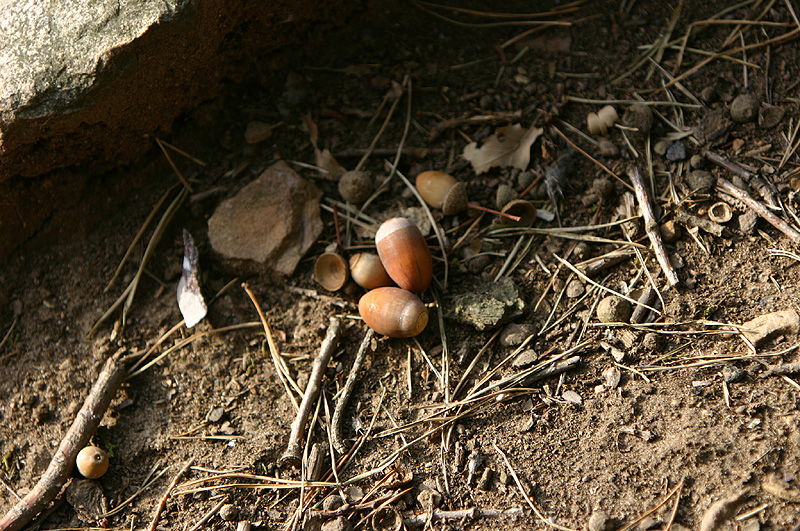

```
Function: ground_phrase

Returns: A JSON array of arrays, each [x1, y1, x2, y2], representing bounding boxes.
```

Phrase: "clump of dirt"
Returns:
[[3, 1, 800, 531]]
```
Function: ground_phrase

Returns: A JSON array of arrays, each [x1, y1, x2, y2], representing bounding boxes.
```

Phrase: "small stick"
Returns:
[[467, 203, 521, 222], [404, 506, 525, 527], [280, 318, 342, 467], [0, 350, 128, 531], [628, 166, 679, 287], [186, 498, 228, 531], [717, 178, 800, 243], [331, 328, 375, 455], [552, 126, 634, 192], [332, 204, 343, 250], [520, 356, 581, 387], [147, 458, 194, 531]]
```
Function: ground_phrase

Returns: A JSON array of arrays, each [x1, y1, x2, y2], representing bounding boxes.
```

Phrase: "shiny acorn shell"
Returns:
[[359, 287, 428, 338], [314, 252, 349, 291], [415, 171, 468, 215], [375, 217, 433, 293], [76, 446, 110, 479], [349, 253, 393, 290]]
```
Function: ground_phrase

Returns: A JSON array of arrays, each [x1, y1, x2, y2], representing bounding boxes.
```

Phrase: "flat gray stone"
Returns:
[[741, 309, 800, 346], [208, 162, 322, 276]]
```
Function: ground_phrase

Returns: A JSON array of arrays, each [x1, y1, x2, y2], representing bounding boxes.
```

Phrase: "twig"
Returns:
[[551, 126, 634, 192], [520, 356, 581, 387], [147, 458, 194, 531], [0, 350, 129, 531], [280, 318, 342, 467], [717, 178, 800, 243], [186, 497, 228, 531], [404, 506, 525, 527], [331, 328, 375, 454], [628, 166, 679, 287]]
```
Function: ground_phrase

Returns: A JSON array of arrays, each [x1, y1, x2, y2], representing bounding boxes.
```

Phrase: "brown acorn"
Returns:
[[375, 217, 433, 293], [76, 446, 109, 479], [349, 253, 393, 290], [415, 171, 468, 215], [358, 287, 428, 338]]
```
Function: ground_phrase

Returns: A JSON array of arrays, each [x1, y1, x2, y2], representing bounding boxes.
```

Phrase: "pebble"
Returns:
[[689, 154, 705, 169], [322, 494, 345, 512], [500, 323, 536, 347], [700, 86, 717, 104], [219, 504, 239, 521], [451, 278, 526, 331], [588, 510, 613, 531], [517, 171, 534, 189], [236, 522, 251, 531], [666, 141, 687, 162], [653, 140, 670, 156], [496, 184, 517, 210], [321, 517, 352, 531], [208, 406, 225, 423], [659, 220, 681, 243], [477, 468, 495, 490], [685, 170, 715, 194], [511, 349, 539, 369], [622, 103, 654, 135], [722, 365, 746, 383], [758, 104, 785, 129], [562, 390, 582, 405], [592, 178, 614, 199], [602, 366, 621, 388], [338, 170, 373, 204], [244, 121, 274, 144], [566, 279, 585, 298], [730, 93, 760, 123], [597, 138, 619, 157], [642, 333, 660, 352], [741, 309, 800, 346], [596, 296, 632, 323]]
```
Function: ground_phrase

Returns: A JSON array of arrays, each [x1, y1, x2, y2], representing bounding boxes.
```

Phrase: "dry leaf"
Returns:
[[316, 149, 346, 180], [463, 124, 543, 174]]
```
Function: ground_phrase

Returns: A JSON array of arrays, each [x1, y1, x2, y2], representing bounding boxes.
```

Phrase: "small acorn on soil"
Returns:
[[76, 446, 110, 479]]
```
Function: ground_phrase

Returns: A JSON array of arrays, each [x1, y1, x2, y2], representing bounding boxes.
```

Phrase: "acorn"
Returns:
[[415, 171, 468, 215], [358, 287, 428, 338], [349, 253, 394, 290], [314, 252, 349, 291], [76, 446, 109, 479], [338, 170, 374, 204], [375, 217, 433, 293]]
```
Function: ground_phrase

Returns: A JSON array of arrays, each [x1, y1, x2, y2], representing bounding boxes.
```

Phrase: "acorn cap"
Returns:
[[442, 181, 468, 216], [501, 199, 537, 227], [314, 253, 349, 291]]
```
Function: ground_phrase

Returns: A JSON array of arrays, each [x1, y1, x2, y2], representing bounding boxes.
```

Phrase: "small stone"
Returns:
[[685, 170, 715, 194], [588, 510, 613, 531], [596, 296, 632, 323], [220, 504, 239, 521], [730, 94, 760, 123], [653, 140, 670, 156], [207, 406, 225, 423], [512, 349, 539, 370], [321, 517, 352, 531], [690, 154, 705, 169], [573, 242, 590, 260], [659, 220, 681, 243], [602, 366, 621, 388], [741, 309, 800, 346], [642, 333, 660, 352], [498, 470, 510, 485], [666, 142, 687, 162], [722, 365, 746, 383], [700, 86, 717, 104], [739, 210, 758, 234], [592, 178, 614, 199], [622, 104, 654, 135], [338, 170, 373, 205], [477, 468, 495, 490], [562, 390, 582, 405], [236, 522, 252, 531], [566, 279, 585, 298], [517, 171, 534, 189], [500, 323, 537, 347], [322, 494, 345, 512], [496, 184, 518, 210], [244, 121, 274, 144], [758, 104, 785, 129], [450, 278, 526, 331], [695, 110, 733, 146], [597, 138, 619, 157]]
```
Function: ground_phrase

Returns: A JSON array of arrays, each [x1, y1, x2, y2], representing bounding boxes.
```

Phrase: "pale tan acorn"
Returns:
[[415, 171, 468, 215], [314, 252, 349, 292], [349, 253, 393, 290], [358, 287, 428, 338], [76, 446, 109, 479], [375, 217, 433, 293]]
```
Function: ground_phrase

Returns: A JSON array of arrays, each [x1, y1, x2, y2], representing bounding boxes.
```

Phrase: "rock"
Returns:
[[588, 510, 613, 531], [244, 121, 275, 144], [562, 390, 582, 405], [738, 210, 758, 234], [477, 468, 495, 490], [500, 323, 536, 347], [207, 406, 225, 423], [685, 170, 715, 194], [511, 349, 539, 369], [592, 178, 614, 199], [566, 279, 585, 298], [450, 278, 526, 331], [690, 154, 706, 169], [596, 296, 632, 323], [700, 86, 717, 104], [220, 504, 239, 521], [722, 365, 746, 383], [322, 494, 345, 512], [758, 104, 785, 129], [321, 517, 352, 531], [236, 522, 252, 531], [65, 479, 108, 523], [695, 110, 732, 146], [602, 366, 621, 388], [496, 184, 518, 210], [659, 220, 681, 243], [0, 1, 359, 181], [653, 140, 671, 156], [741, 309, 800, 346], [208, 162, 322, 276], [666, 142, 687, 162], [729, 94, 760, 123], [622, 104, 654, 135], [597, 138, 619, 157]]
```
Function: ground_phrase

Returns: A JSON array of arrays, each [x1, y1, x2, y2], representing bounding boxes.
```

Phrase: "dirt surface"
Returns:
[[3, 1, 800, 530]]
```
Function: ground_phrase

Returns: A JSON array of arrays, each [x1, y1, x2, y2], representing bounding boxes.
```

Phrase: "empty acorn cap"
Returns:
[[314, 253, 349, 291], [500, 199, 537, 227], [708, 202, 732, 223]]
